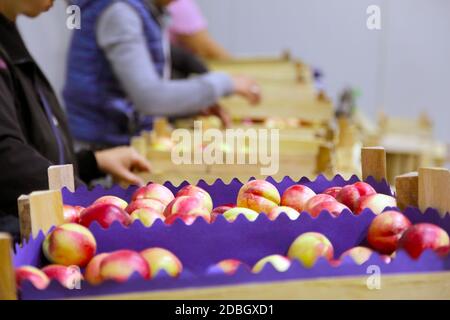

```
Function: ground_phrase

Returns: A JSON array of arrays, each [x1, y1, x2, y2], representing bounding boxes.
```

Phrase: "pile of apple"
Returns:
[[63, 179, 398, 228], [15, 210, 449, 290], [15, 223, 183, 290], [209, 211, 450, 275]]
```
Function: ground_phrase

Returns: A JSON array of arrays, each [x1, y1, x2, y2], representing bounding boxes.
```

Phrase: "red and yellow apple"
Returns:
[[211, 204, 236, 222], [63, 205, 84, 224], [99, 250, 150, 282], [252, 255, 291, 273], [339, 246, 373, 265], [355, 194, 397, 215], [367, 210, 412, 254], [280, 185, 316, 212], [304, 194, 336, 213], [164, 214, 200, 225], [79, 203, 132, 228], [42, 223, 97, 267], [267, 206, 300, 220], [237, 180, 281, 214], [140, 248, 183, 278], [212, 259, 245, 275], [15, 266, 50, 290], [41, 265, 83, 289], [336, 182, 376, 211], [84, 253, 109, 285], [223, 207, 260, 222], [322, 186, 342, 199], [287, 232, 334, 268], [93, 196, 128, 210], [398, 223, 450, 259], [125, 199, 166, 215], [132, 183, 175, 206], [163, 196, 211, 222], [130, 208, 165, 227], [309, 201, 350, 218], [176, 185, 213, 212]]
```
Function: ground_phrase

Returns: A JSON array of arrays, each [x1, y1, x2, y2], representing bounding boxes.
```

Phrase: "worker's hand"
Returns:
[[202, 104, 232, 128], [231, 75, 261, 105], [94, 146, 151, 186]]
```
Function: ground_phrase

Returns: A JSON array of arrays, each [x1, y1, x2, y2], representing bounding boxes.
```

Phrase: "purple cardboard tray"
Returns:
[[12, 175, 450, 299]]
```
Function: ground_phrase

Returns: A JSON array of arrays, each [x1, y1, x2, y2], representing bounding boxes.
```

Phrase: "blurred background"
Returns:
[[17, 0, 450, 144]]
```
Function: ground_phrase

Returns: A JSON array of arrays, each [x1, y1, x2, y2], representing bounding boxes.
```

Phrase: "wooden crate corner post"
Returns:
[[19, 190, 65, 240], [0, 233, 17, 300], [395, 172, 419, 211], [48, 164, 75, 192], [418, 167, 450, 216], [361, 146, 387, 182]]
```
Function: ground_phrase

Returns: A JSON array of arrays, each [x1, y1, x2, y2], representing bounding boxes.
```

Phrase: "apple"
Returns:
[[164, 214, 200, 225], [223, 207, 260, 222], [339, 247, 373, 265], [140, 248, 183, 278], [42, 223, 97, 267], [79, 203, 132, 228], [42, 265, 83, 289], [99, 250, 150, 282], [280, 185, 316, 212], [125, 199, 166, 215], [93, 196, 128, 210], [176, 185, 213, 212], [436, 245, 450, 258], [309, 201, 350, 218], [267, 206, 300, 220], [398, 223, 450, 259], [287, 232, 334, 268], [252, 255, 291, 273], [355, 194, 397, 215], [131, 208, 165, 227], [132, 183, 175, 206], [84, 253, 109, 285], [210, 259, 246, 275], [15, 266, 50, 290], [336, 182, 376, 211], [237, 180, 281, 214], [367, 210, 412, 254], [163, 196, 211, 222], [304, 194, 337, 213], [322, 186, 342, 199], [63, 205, 83, 223], [211, 204, 236, 222]]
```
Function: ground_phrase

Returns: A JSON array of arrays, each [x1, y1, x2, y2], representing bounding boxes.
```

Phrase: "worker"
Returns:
[[0, 0, 152, 239], [64, 0, 260, 148], [168, 0, 232, 60]]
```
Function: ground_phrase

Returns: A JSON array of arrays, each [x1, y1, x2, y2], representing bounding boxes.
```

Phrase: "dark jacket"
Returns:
[[0, 14, 104, 238]]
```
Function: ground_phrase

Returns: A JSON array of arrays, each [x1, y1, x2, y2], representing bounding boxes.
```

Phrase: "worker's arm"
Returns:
[[97, 2, 234, 117]]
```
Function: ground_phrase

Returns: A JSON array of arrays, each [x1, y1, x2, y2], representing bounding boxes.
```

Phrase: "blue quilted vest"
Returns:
[[64, 0, 165, 146]]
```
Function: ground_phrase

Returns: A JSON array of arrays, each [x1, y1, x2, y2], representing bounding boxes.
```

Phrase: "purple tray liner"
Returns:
[[13, 175, 450, 299], [14, 208, 450, 300]]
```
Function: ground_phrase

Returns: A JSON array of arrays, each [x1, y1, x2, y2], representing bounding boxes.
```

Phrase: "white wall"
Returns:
[[17, 0, 450, 142], [197, 0, 450, 143]]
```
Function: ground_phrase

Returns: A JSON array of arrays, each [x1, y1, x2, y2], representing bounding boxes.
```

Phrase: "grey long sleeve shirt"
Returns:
[[96, 2, 234, 117]]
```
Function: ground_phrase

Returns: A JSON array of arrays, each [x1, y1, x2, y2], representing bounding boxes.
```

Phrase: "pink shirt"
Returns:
[[168, 0, 207, 37]]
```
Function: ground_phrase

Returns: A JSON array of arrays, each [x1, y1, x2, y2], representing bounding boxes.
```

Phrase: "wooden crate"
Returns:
[[207, 56, 334, 124], [129, 123, 333, 185], [367, 113, 447, 184], [1, 148, 449, 300]]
